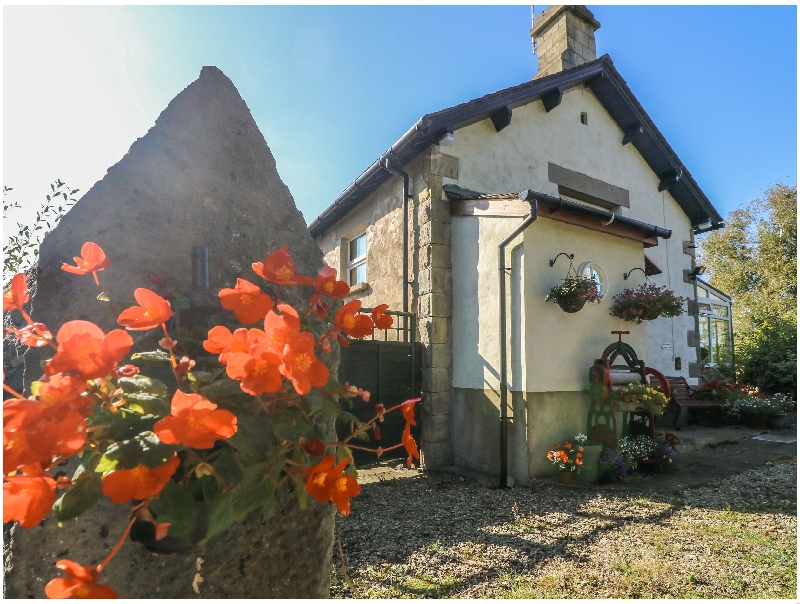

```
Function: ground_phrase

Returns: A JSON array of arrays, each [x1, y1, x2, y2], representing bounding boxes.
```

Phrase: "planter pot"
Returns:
[[744, 413, 769, 429], [557, 295, 588, 313], [558, 470, 574, 484], [615, 400, 645, 413], [642, 309, 662, 321], [768, 413, 793, 430], [576, 444, 603, 484]]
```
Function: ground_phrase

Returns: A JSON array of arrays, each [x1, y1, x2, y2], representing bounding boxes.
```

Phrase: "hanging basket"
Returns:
[[557, 294, 588, 313]]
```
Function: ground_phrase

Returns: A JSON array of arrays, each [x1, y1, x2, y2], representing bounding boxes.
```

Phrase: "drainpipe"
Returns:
[[381, 159, 410, 319], [498, 197, 539, 488]]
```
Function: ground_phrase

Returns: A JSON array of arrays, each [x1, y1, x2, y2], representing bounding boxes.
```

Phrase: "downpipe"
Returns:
[[498, 198, 538, 488], [382, 159, 410, 336]]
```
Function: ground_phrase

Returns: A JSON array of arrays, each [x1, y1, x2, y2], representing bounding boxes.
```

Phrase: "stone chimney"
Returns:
[[531, 5, 601, 79]]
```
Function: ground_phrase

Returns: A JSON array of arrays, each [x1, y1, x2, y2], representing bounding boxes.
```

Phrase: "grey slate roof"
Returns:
[[309, 55, 723, 238]]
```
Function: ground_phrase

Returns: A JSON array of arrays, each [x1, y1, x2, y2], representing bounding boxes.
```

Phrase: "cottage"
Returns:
[[310, 6, 724, 482]]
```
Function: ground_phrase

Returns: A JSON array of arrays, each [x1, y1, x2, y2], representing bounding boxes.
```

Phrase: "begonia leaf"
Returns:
[[170, 291, 191, 312], [200, 463, 274, 545], [122, 393, 170, 417], [53, 474, 103, 521], [106, 412, 158, 441], [198, 378, 242, 399], [225, 410, 273, 460], [149, 480, 199, 538], [213, 449, 243, 485], [118, 375, 168, 399], [271, 415, 312, 444], [102, 432, 176, 469]]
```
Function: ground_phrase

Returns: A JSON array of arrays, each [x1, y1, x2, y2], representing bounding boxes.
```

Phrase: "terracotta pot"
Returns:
[[558, 470, 574, 484], [557, 295, 587, 313]]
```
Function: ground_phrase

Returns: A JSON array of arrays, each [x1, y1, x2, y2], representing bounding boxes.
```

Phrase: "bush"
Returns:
[[736, 312, 796, 396]]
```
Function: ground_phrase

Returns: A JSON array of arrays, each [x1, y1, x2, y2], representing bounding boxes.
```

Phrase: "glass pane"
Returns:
[[699, 316, 710, 364], [711, 318, 732, 365], [349, 263, 366, 285], [698, 286, 708, 297], [349, 234, 366, 261], [698, 302, 712, 312], [709, 292, 724, 302], [711, 304, 728, 317]]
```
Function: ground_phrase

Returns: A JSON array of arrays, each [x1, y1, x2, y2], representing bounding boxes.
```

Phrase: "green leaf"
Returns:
[[213, 448, 243, 485], [271, 415, 312, 444], [118, 375, 169, 399], [131, 350, 171, 363], [149, 480, 199, 538], [106, 411, 158, 441], [200, 463, 274, 545], [102, 432, 175, 469], [53, 474, 103, 521], [198, 378, 242, 398], [123, 393, 170, 416], [338, 411, 363, 427], [225, 410, 273, 459], [171, 291, 191, 312]]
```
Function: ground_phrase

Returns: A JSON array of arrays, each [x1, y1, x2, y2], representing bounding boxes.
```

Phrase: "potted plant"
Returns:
[[654, 430, 680, 471], [545, 275, 602, 313], [619, 434, 655, 471], [598, 449, 629, 482], [546, 440, 583, 482], [609, 282, 685, 324], [574, 433, 603, 483], [618, 382, 669, 415], [766, 393, 796, 429]]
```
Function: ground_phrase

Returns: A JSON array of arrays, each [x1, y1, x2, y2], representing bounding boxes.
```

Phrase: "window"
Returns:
[[347, 232, 367, 286], [580, 111, 588, 125], [697, 282, 733, 367], [578, 260, 607, 298]]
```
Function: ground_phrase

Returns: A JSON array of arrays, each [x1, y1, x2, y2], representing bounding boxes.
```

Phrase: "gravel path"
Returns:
[[331, 458, 796, 598]]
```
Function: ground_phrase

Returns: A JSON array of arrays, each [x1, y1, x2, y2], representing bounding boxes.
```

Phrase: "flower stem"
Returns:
[[337, 524, 359, 597], [98, 515, 136, 571], [2, 383, 25, 399], [161, 322, 182, 388]]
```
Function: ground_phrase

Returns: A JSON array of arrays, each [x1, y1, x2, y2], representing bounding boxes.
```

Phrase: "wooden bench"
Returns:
[[665, 376, 721, 429]]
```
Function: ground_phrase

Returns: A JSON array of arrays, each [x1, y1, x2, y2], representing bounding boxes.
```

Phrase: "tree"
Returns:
[[3, 180, 79, 284], [697, 182, 797, 394]]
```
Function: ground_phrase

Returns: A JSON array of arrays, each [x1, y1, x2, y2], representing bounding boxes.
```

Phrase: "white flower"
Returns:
[[575, 433, 588, 445]]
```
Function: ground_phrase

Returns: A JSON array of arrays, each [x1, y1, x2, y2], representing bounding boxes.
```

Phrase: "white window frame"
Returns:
[[577, 260, 608, 299], [347, 230, 367, 286]]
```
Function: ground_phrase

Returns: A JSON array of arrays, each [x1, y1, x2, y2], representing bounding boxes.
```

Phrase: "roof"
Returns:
[[309, 55, 724, 238]]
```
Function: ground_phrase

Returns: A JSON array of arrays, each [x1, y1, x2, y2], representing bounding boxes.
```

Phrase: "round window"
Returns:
[[578, 261, 608, 299]]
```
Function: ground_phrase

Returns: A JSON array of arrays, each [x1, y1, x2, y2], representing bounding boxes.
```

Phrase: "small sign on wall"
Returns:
[[661, 342, 672, 350]]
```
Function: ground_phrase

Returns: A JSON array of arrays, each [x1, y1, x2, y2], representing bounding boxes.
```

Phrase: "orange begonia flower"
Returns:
[[315, 267, 350, 299], [309, 294, 330, 319], [46, 320, 133, 380], [37, 374, 91, 416], [252, 247, 314, 286], [3, 273, 29, 312], [60, 242, 110, 276], [117, 288, 174, 331], [4, 399, 45, 473], [333, 300, 374, 339], [44, 559, 118, 599], [281, 332, 329, 395], [153, 391, 237, 449], [371, 304, 393, 330], [3, 473, 57, 528], [226, 344, 283, 395], [218, 278, 274, 324], [263, 304, 301, 356], [400, 397, 420, 426], [305, 455, 361, 516], [402, 423, 419, 468], [101, 453, 180, 505]]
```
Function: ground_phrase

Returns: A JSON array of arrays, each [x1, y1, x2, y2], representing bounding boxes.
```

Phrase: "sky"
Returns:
[[3, 5, 797, 245]]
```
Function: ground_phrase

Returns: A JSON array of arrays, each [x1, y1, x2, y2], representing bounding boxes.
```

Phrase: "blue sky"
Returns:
[[4, 5, 796, 239]]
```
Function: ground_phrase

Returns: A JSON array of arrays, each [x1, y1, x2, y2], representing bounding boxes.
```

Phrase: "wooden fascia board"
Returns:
[[450, 199, 659, 247]]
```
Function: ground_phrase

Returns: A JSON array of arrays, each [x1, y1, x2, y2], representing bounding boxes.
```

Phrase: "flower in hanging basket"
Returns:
[[545, 275, 602, 313], [609, 282, 685, 324]]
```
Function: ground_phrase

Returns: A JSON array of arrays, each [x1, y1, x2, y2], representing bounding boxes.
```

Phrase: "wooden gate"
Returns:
[[338, 310, 421, 461]]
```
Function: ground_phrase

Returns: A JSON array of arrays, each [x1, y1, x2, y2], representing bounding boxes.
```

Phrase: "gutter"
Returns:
[[498, 198, 539, 489], [518, 189, 672, 240]]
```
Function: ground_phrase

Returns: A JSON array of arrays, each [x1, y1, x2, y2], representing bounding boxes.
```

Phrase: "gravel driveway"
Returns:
[[331, 458, 796, 598]]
